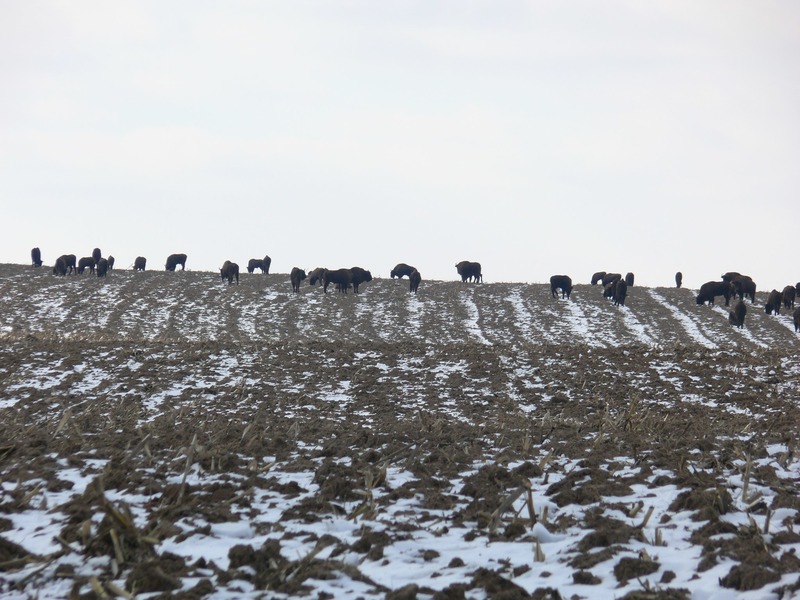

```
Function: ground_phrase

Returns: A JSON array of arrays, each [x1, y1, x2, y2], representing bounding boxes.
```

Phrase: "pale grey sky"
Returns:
[[2, 1, 798, 289]]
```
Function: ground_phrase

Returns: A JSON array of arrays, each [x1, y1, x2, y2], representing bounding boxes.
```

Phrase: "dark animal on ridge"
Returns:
[[350, 267, 373, 293], [31, 247, 42, 267], [729, 300, 747, 329], [53, 256, 68, 276], [696, 281, 734, 306], [602, 273, 622, 286], [731, 275, 756, 304], [721, 272, 742, 283], [133, 256, 147, 271], [456, 261, 482, 283], [77, 256, 96, 275], [290, 267, 307, 292], [550, 275, 573, 299], [165, 253, 187, 271], [262, 255, 272, 274], [107, 256, 115, 270], [92, 248, 101, 264], [391, 263, 416, 279], [220, 261, 239, 285], [765, 290, 782, 315], [323, 268, 353, 293], [308, 268, 326, 286], [57, 254, 77, 275], [794, 306, 800, 333], [409, 269, 421, 294], [675, 272, 682, 288], [247, 258, 264, 274], [781, 285, 796, 310], [614, 280, 628, 307], [796, 282, 800, 298], [591, 271, 606, 285], [625, 272, 634, 287], [96, 258, 109, 278]]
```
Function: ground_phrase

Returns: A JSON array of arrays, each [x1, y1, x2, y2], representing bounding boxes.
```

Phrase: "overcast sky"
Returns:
[[2, 1, 798, 289]]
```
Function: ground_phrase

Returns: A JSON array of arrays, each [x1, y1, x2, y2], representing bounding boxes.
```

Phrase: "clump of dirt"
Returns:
[[613, 556, 660, 583]]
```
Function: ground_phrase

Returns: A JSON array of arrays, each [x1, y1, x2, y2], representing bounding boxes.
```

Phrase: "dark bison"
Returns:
[[53, 256, 68, 276], [262, 255, 272, 274], [765, 290, 782, 315], [782, 285, 796, 310], [220, 261, 239, 285], [247, 258, 264, 273], [323, 268, 353, 293], [56, 254, 77, 275], [625, 272, 634, 287], [165, 253, 187, 271], [696, 281, 734, 306], [308, 268, 326, 286], [614, 280, 628, 307], [290, 267, 307, 292], [591, 271, 606, 285], [550, 275, 573, 299], [602, 273, 622, 286], [391, 263, 416, 279], [77, 256, 96, 274], [92, 248, 102, 264], [107, 256, 115, 270], [729, 300, 747, 329], [721, 272, 743, 283], [796, 282, 800, 298], [730, 275, 756, 303], [409, 269, 421, 294], [96, 258, 109, 278], [603, 279, 617, 300], [456, 261, 482, 283], [350, 267, 373, 293], [31, 247, 42, 267], [795, 306, 800, 333], [133, 256, 147, 271], [675, 272, 682, 288]]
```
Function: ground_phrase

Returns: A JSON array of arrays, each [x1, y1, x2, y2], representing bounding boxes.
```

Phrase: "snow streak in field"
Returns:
[[617, 305, 654, 345], [649, 290, 714, 348], [459, 290, 489, 345], [560, 298, 601, 347]]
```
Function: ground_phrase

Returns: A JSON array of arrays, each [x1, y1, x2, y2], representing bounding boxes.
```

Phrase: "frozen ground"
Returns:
[[1, 264, 799, 599]]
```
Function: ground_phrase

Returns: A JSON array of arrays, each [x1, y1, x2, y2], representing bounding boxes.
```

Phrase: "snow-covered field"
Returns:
[[1, 264, 799, 599]]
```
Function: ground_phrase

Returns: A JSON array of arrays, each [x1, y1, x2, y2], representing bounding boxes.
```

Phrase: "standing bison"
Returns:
[[409, 269, 422, 294], [220, 261, 240, 285], [31, 247, 42, 267], [96, 258, 109, 278], [625, 272, 634, 287], [729, 275, 757, 303], [781, 285, 796, 310], [56, 254, 77, 275], [133, 256, 147, 271], [77, 257, 96, 274], [456, 261, 482, 283], [591, 271, 606, 285], [290, 267, 307, 292], [165, 253, 187, 271], [550, 275, 573, 299], [323, 268, 353, 293], [765, 290, 782, 315], [349, 267, 373, 293], [107, 256, 115, 270], [729, 300, 747, 329], [391, 263, 416, 279], [308, 268, 326, 286], [92, 248, 102, 263], [696, 281, 734, 306], [614, 280, 628, 307], [247, 256, 271, 274], [675, 272, 683, 288]]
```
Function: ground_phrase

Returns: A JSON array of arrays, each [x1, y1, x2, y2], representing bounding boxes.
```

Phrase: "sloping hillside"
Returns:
[[1, 264, 800, 600]]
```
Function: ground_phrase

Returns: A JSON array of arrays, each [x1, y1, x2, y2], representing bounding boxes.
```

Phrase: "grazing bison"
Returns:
[[165, 253, 187, 271], [133, 256, 147, 271], [591, 271, 606, 285], [675, 272, 683, 288], [391, 263, 416, 279], [308, 268, 326, 286], [220, 261, 239, 285], [92, 248, 102, 264], [31, 247, 42, 267], [602, 273, 622, 286], [730, 275, 756, 303], [795, 306, 800, 332], [696, 281, 734, 306], [323, 268, 353, 293], [765, 290, 782, 315], [550, 275, 573, 299], [96, 258, 109, 278], [77, 256, 96, 274], [782, 285, 796, 310], [456, 261, 482, 283], [625, 272, 634, 287], [53, 256, 68, 276], [614, 280, 628, 307], [247, 258, 264, 273], [729, 300, 747, 329], [107, 256, 115, 270], [409, 269, 421, 294], [350, 267, 373, 293], [290, 267, 307, 292], [56, 254, 77, 275]]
